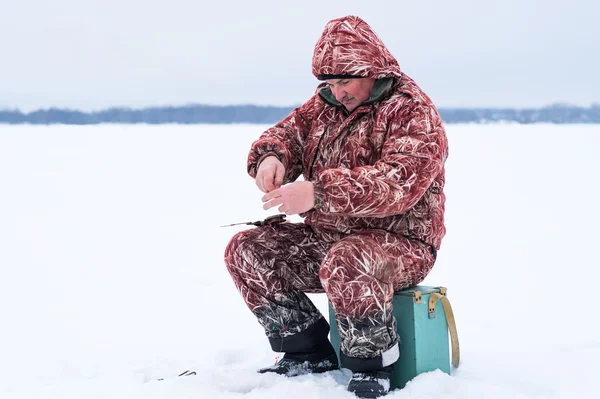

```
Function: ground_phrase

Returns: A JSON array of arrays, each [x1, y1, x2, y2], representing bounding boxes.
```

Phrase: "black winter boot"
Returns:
[[347, 365, 393, 398], [258, 340, 339, 377]]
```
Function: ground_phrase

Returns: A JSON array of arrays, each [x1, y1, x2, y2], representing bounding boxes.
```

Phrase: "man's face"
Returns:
[[325, 78, 376, 112]]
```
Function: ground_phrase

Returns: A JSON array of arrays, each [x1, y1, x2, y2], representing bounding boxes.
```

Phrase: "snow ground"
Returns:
[[0, 123, 599, 398]]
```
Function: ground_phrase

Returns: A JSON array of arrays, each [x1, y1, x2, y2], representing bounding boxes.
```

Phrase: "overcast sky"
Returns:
[[1, 0, 598, 111]]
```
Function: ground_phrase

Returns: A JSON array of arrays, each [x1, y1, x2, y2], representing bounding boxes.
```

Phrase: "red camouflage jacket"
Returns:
[[247, 16, 448, 250]]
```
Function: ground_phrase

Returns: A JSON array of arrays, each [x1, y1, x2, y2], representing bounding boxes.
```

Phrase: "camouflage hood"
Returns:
[[312, 16, 402, 80]]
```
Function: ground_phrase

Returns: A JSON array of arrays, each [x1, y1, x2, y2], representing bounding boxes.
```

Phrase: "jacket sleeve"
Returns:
[[314, 101, 448, 217], [247, 96, 317, 183]]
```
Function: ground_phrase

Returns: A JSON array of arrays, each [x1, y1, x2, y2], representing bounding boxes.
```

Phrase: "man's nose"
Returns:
[[333, 88, 346, 102]]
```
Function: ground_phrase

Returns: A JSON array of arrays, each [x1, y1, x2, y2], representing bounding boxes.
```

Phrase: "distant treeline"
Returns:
[[1, 103, 599, 124]]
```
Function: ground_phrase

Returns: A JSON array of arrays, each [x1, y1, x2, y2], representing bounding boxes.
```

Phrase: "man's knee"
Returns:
[[319, 234, 392, 286], [224, 229, 263, 276], [224, 225, 296, 276]]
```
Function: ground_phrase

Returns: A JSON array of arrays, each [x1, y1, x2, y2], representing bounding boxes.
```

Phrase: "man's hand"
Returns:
[[262, 181, 315, 215], [256, 156, 285, 193]]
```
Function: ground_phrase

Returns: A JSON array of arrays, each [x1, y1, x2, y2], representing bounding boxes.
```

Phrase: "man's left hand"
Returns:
[[262, 181, 315, 215]]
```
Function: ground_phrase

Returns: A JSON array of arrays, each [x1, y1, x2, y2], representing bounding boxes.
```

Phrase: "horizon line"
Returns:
[[2, 102, 600, 114]]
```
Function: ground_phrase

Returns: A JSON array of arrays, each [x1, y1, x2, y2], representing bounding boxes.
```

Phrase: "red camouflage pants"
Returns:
[[224, 221, 435, 368]]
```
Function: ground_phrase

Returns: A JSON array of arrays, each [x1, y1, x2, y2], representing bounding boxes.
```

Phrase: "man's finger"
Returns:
[[274, 165, 284, 188], [263, 197, 284, 210], [264, 174, 275, 193], [262, 189, 282, 202]]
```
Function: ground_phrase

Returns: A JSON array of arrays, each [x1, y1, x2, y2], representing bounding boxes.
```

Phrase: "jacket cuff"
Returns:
[[247, 139, 289, 178], [252, 152, 280, 176], [313, 180, 327, 211]]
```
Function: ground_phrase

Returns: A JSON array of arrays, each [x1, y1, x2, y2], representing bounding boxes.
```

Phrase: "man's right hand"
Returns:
[[256, 156, 285, 193]]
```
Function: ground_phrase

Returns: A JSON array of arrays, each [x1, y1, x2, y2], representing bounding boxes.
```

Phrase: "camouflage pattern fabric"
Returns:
[[224, 221, 435, 365]]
